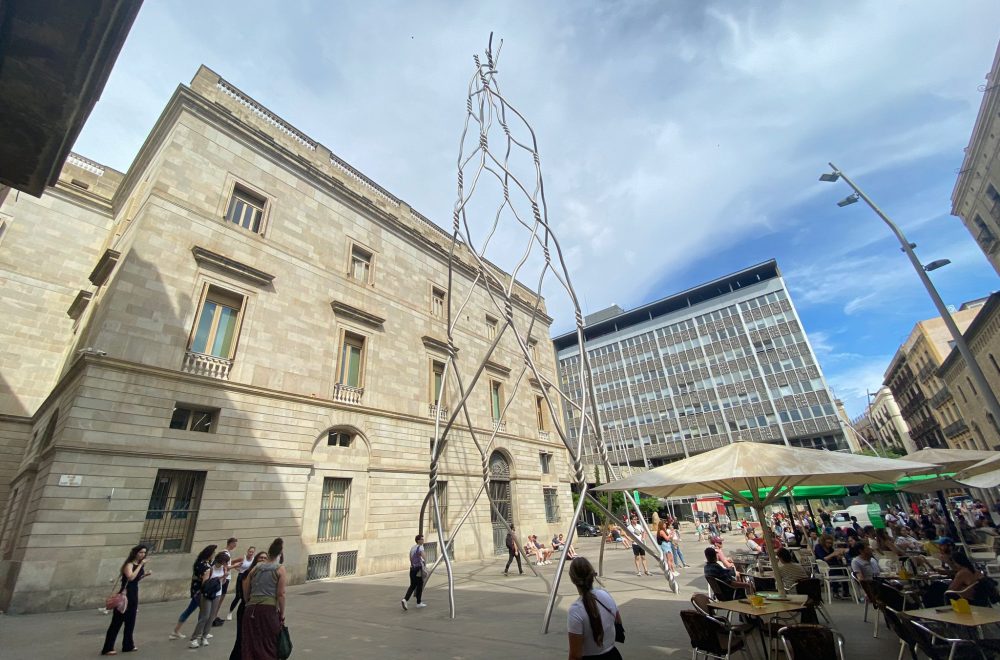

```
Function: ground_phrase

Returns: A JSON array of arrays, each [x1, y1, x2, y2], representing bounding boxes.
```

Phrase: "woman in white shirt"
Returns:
[[567, 557, 622, 660]]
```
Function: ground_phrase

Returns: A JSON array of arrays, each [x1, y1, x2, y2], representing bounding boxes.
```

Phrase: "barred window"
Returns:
[[140, 470, 205, 554], [543, 487, 560, 523], [539, 452, 552, 474], [318, 478, 351, 541]]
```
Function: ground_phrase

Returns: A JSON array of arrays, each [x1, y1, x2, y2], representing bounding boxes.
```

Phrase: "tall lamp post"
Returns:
[[819, 163, 1000, 446]]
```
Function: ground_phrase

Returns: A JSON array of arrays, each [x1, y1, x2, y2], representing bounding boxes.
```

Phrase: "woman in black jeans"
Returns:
[[101, 544, 151, 655]]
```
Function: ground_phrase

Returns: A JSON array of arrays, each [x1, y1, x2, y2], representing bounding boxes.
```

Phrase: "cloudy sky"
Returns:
[[74, 1, 1000, 416]]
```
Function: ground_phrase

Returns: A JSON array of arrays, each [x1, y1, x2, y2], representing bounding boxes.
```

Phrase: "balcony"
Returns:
[[977, 226, 998, 254], [917, 363, 934, 382], [942, 419, 970, 439], [182, 351, 233, 379], [428, 404, 449, 421], [333, 383, 364, 404], [929, 386, 952, 409], [538, 430, 550, 442], [491, 418, 507, 433]]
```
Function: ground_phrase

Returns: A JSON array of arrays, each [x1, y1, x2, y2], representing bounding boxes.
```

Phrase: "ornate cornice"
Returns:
[[330, 300, 386, 328], [191, 245, 275, 286]]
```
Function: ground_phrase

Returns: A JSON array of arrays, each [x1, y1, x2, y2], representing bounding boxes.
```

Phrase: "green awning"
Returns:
[[723, 485, 848, 501], [863, 473, 956, 494]]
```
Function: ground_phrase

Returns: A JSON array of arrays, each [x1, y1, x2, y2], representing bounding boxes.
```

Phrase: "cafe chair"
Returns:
[[815, 559, 856, 604], [945, 579, 991, 608], [795, 578, 831, 624], [680, 609, 750, 660], [880, 607, 918, 660], [851, 575, 881, 637], [707, 575, 748, 602], [902, 614, 989, 660], [879, 580, 920, 611], [777, 624, 845, 660], [691, 593, 762, 660]]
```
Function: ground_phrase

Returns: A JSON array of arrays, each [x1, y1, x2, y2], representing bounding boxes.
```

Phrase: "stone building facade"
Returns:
[[952, 39, 1000, 275], [883, 303, 984, 451], [554, 261, 850, 467], [939, 293, 1000, 450], [0, 66, 571, 613], [867, 386, 916, 455]]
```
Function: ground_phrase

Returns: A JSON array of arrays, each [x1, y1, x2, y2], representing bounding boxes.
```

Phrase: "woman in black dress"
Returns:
[[101, 544, 151, 655]]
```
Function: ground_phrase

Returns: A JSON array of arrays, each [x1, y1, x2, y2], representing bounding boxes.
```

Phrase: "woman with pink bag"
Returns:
[[101, 544, 151, 655]]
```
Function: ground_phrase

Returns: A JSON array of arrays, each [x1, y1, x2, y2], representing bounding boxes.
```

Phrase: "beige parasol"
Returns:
[[594, 442, 936, 596], [955, 452, 1000, 489], [903, 448, 997, 473]]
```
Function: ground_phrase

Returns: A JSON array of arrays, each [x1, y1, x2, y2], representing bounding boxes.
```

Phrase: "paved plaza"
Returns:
[[1, 531, 904, 659]]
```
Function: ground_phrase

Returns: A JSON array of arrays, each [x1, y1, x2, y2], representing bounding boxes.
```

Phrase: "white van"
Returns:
[[831, 504, 885, 531]]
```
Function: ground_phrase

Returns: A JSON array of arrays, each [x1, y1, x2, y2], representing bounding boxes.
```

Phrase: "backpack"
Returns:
[[202, 576, 221, 600]]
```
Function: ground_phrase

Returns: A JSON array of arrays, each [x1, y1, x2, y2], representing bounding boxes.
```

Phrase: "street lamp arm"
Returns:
[[827, 163, 1000, 447]]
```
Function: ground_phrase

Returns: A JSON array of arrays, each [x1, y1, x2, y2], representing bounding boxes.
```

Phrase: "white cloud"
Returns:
[[823, 355, 894, 417]]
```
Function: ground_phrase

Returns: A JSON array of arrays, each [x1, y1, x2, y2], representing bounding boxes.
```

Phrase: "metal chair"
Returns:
[[777, 624, 845, 660], [902, 614, 988, 660], [690, 593, 761, 660], [707, 575, 747, 602], [945, 578, 991, 608], [880, 607, 917, 660], [815, 558, 856, 604], [680, 609, 751, 660], [851, 574, 881, 637], [794, 578, 830, 624]]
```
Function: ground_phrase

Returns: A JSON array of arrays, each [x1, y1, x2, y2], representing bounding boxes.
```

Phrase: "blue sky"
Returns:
[[73, 1, 1000, 416]]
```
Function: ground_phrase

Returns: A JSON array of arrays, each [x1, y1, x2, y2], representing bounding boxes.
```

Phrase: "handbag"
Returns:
[[105, 590, 127, 613], [277, 624, 293, 659], [596, 597, 625, 644]]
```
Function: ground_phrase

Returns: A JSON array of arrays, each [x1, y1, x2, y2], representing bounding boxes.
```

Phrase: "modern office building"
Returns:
[[952, 39, 1000, 275], [553, 261, 850, 467], [883, 302, 984, 451], [0, 66, 570, 613]]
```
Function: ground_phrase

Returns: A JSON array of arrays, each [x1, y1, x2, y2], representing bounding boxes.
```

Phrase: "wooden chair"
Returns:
[[777, 624, 845, 660]]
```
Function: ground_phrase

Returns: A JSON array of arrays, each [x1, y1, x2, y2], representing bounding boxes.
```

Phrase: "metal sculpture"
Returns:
[[417, 35, 676, 628]]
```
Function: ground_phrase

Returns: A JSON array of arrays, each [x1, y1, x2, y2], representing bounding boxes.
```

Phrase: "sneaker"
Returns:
[[189, 639, 200, 649], [226, 613, 233, 621], [636, 572, 642, 576], [415, 602, 427, 608], [672, 571, 681, 577], [212, 618, 224, 627], [400, 599, 408, 611], [169, 632, 186, 640], [503, 571, 509, 576], [644, 571, 652, 576], [201, 637, 210, 647]]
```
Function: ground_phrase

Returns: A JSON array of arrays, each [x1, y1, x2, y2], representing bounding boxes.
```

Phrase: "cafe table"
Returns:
[[907, 605, 1000, 638], [711, 594, 809, 659]]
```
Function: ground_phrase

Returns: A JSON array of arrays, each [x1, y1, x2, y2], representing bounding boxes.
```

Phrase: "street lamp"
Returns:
[[819, 162, 1000, 443]]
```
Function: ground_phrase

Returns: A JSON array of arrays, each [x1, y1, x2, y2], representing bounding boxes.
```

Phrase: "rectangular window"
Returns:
[[539, 452, 552, 474], [535, 396, 547, 430], [140, 470, 205, 554], [543, 488, 560, 522], [169, 405, 218, 433], [318, 478, 351, 541], [431, 360, 446, 406], [191, 286, 244, 358], [485, 315, 498, 340], [225, 185, 266, 233], [431, 287, 446, 319], [349, 244, 373, 284], [429, 481, 447, 532], [490, 380, 504, 420], [338, 332, 365, 387]]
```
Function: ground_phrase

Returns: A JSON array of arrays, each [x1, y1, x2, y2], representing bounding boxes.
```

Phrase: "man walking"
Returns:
[[503, 524, 523, 575], [626, 514, 651, 576], [401, 534, 427, 610]]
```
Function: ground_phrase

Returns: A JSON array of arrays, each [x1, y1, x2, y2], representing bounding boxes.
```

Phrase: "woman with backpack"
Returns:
[[100, 544, 150, 655], [190, 551, 229, 648], [171, 544, 217, 640]]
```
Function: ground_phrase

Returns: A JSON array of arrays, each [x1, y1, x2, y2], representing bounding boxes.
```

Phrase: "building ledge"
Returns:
[[66, 290, 93, 320], [330, 301, 385, 328], [485, 360, 511, 377], [88, 248, 121, 286], [421, 335, 456, 355], [191, 246, 275, 286]]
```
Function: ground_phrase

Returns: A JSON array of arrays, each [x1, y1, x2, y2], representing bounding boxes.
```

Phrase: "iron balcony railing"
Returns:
[[929, 387, 952, 409], [942, 419, 970, 439]]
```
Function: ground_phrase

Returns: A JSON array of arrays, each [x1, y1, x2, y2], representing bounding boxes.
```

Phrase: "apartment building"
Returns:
[[883, 302, 984, 451], [0, 66, 570, 613], [553, 261, 851, 467], [939, 293, 1000, 450], [952, 39, 1000, 275]]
